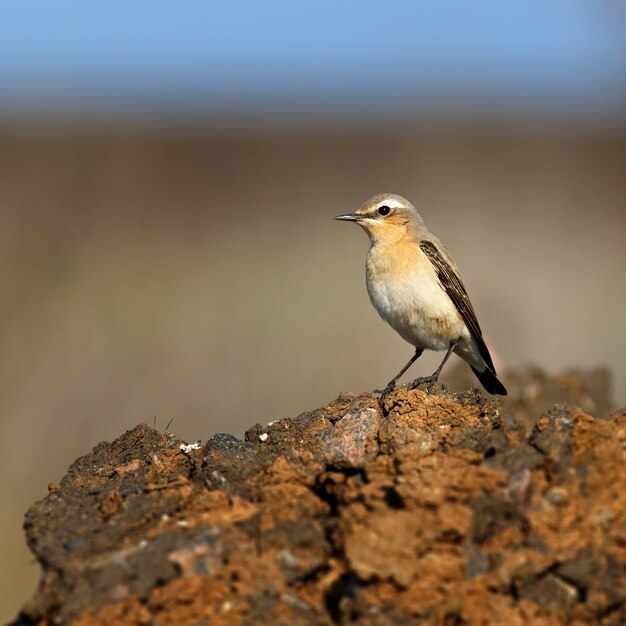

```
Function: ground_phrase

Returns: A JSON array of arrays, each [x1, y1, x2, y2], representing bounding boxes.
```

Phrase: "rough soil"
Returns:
[[11, 368, 626, 626]]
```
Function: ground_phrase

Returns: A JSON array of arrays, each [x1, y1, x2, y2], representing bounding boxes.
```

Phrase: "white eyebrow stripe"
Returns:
[[379, 198, 405, 209]]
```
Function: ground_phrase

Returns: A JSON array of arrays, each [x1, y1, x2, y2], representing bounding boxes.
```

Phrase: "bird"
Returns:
[[335, 193, 507, 397]]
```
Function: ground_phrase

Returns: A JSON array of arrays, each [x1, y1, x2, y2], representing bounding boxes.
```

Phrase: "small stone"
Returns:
[[276, 549, 300, 570], [546, 487, 568, 505], [204, 433, 254, 459], [318, 407, 381, 469]]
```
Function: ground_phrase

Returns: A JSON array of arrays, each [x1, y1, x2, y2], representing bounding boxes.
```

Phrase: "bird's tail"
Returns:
[[471, 366, 507, 396]]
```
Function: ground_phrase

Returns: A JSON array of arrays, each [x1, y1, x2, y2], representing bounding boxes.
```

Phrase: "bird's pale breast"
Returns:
[[365, 240, 468, 351]]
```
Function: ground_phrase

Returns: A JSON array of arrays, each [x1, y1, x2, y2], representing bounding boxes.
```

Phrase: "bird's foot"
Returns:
[[374, 383, 397, 409], [374, 382, 396, 398], [409, 375, 438, 389]]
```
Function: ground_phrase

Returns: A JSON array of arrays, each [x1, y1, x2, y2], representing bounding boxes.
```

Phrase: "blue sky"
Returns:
[[0, 0, 625, 123]]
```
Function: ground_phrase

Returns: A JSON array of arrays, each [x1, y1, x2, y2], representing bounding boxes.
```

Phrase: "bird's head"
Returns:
[[335, 193, 423, 244]]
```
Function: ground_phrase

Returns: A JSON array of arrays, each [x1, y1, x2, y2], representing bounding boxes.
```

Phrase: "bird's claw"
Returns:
[[374, 383, 396, 409], [409, 375, 437, 389], [374, 383, 396, 397]]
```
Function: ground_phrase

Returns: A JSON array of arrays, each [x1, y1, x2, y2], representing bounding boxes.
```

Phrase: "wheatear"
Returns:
[[336, 193, 507, 397]]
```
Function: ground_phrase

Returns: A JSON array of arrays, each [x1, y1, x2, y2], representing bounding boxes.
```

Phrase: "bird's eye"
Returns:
[[378, 205, 391, 216]]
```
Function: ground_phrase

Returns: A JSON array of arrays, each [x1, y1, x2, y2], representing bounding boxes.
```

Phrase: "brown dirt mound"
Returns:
[[11, 369, 626, 626]]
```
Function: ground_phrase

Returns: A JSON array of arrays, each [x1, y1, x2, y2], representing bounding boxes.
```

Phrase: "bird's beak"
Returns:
[[334, 213, 361, 222]]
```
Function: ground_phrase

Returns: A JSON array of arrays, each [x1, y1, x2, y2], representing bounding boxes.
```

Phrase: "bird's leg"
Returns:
[[410, 339, 458, 388], [375, 348, 423, 397]]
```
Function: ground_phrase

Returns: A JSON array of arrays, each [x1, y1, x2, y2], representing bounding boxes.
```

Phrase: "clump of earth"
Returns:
[[11, 367, 625, 626]]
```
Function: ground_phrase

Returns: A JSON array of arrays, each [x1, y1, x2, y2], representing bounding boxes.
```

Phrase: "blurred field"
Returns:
[[1, 125, 625, 621]]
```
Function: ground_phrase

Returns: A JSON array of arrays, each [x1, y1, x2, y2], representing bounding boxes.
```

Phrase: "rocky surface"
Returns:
[[11, 368, 626, 626]]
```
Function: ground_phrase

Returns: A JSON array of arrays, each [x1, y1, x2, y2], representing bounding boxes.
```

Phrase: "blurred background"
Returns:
[[1, 0, 626, 621]]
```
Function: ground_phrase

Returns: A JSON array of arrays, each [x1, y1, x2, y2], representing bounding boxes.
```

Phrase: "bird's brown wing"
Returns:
[[419, 239, 496, 372]]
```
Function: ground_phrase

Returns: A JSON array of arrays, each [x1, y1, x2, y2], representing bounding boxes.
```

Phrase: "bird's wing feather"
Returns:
[[419, 239, 496, 373]]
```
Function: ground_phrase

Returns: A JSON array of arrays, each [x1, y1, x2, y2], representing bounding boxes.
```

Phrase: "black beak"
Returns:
[[334, 213, 361, 222]]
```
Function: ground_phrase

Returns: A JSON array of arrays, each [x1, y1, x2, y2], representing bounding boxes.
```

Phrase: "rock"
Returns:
[[318, 406, 381, 469], [11, 368, 626, 626]]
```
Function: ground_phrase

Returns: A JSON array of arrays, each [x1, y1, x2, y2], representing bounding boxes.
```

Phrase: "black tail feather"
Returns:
[[471, 366, 507, 396]]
